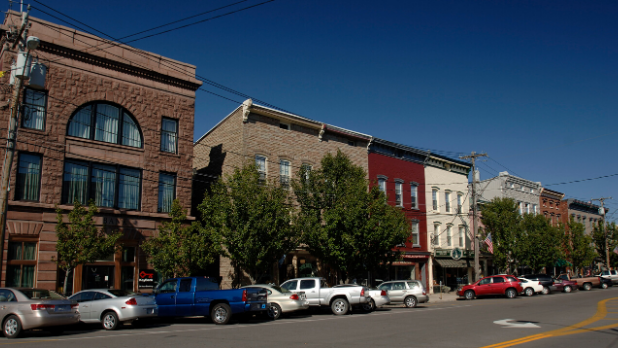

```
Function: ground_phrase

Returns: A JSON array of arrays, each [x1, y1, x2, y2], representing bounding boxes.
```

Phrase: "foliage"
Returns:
[[517, 213, 563, 273], [142, 199, 222, 280], [591, 221, 618, 268], [197, 165, 299, 287], [564, 218, 597, 272], [55, 200, 122, 295], [480, 198, 521, 273], [293, 150, 409, 283]]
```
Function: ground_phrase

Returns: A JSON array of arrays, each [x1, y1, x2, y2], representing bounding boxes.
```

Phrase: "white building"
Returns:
[[477, 171, 542, 215]]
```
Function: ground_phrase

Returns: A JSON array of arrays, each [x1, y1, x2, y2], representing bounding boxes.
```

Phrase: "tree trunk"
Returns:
[[63, 268, 72, 296]]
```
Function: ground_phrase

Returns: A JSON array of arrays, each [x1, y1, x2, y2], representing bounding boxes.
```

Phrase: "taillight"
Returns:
[[380, 290, 387, 296], [242, 289, 247, 302], [360, 288, 365, 296], [125, 298, 138, 306], [70, 304, 79, 309], [31, 304, 55, 310], [289, 294, 299, 300]]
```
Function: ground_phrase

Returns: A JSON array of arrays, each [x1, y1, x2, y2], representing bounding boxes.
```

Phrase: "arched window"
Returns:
[[67, 102, 142, 148]]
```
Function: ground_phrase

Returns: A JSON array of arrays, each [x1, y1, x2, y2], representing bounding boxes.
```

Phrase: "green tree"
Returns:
[[517, 213, 562, 273], [591, 221, 618, 269], [142, 199, 222, 279], [197, 165, 299, 287], [55, 201, 122, 295], [565, 218, 597, 273], [480, 198, 521, 273], [293, 150, 409, 283]]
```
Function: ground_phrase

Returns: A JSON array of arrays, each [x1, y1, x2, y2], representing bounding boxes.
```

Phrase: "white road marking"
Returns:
[[494, 319, 540, 328]]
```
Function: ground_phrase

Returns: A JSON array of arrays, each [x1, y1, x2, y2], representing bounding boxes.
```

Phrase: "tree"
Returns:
[[517, 213, 562, 273], [142, 199, 222, 279], [480, 198, 521, 273], [55, 201, 122, 295], [591, 221, 618, 269], [565, 218, 596, 273], [197, 165, 299, 287], [293, 150, 409, 283]]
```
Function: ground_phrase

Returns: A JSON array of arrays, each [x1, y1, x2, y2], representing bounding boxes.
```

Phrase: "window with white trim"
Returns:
[[411, 220, 419, 246], [446, 225, 452, 247], [445, 191, 451, 213], [280, 160, 291, 188], [433, 223, 440, 247], [395, 181, 402, 207], [301, 163, 312, 181], [410, 183, 418, 209], [432, 188, 439, 211], [532, 204, 538, 215], [255, 155, 267, 185], [378, 176, 387, 194], [457, 193, 463, 214], [458, 225, 465, 247], [519, 201, 523, 215]]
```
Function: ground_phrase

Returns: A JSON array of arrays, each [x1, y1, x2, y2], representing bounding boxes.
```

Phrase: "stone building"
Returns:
[[0, 12, 201, 292], [477, 171, 542, 215], [193, 100, 370, 288]]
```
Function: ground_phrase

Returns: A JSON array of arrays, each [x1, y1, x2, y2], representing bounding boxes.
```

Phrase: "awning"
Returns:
[[435, 259, 469, 268]]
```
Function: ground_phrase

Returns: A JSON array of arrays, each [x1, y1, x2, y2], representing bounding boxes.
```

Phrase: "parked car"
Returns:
[[280, 277, 370, 315], [517, 278, 543, 296], [598, 270, 618, 284], [0, 288, 79, 338], [240, 284, 309, 320], [550, 278, 578, 293], [557, 273, 603, 291], [600, 277, 613, 289], [376, 280, 428, 308], [155, 276, 268, 324], [520, 274, 554, 294], [457, 275, 523, 300], [69, 289, 157, 330], [334, 285, 390, 311]]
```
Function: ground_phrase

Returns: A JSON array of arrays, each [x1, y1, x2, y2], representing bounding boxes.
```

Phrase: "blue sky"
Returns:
[[22, 0, 618, 221]]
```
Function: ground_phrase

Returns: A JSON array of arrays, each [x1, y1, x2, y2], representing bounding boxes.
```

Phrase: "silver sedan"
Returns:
[[69, 289, 157, 330], [0, 288, 80, 338], [241, 285, 309, 320]]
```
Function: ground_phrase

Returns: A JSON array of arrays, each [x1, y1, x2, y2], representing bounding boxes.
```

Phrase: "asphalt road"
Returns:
[[4, 287, 618, 348]]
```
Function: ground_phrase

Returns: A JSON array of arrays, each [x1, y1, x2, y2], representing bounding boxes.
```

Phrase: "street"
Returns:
[[2, 287, 618, 348]]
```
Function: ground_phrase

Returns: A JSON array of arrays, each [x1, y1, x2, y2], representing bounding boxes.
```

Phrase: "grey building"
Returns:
[[564, 199, 606, 235], [477, 171, 542, 214]]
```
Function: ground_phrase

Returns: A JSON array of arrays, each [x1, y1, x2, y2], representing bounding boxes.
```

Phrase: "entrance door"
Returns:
[[82, 266, 115, 290]]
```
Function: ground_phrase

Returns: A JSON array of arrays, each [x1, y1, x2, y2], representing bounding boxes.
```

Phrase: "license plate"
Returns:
[[146, 308, 154, 314], [250, 303, 267, 311], [55, 305, 70, 312]]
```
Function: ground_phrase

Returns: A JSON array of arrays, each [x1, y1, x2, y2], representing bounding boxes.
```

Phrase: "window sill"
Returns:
[[66, 136, 146, 153], [19, 127, 47, 135], [160, 151, 181, 158]]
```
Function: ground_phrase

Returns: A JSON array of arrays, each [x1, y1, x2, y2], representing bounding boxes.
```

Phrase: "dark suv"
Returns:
[[521, 274, 554, 294]]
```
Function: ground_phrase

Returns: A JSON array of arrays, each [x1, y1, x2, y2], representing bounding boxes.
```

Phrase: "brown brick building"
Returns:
[[193, 100, 370, 288], [539, 188, 566, 226], [0, 12, 200, 293]]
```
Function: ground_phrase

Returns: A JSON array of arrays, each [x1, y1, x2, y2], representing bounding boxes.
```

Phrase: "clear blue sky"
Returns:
[[21, 0, 618, 221]]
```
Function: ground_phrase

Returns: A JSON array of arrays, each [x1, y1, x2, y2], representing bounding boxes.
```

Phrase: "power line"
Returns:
[[545, 173, 618, 187]]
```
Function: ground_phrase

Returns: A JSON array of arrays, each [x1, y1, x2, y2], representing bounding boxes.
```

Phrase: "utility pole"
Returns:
[[0, 7, 36, 284], [591, 197, 613, 270], [460, 152, 487, 282]]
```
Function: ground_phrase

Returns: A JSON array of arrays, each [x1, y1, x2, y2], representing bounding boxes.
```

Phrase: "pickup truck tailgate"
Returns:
[[244, 287, 268, 311]]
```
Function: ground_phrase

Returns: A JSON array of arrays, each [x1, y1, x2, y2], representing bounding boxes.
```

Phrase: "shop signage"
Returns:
[[402, 254, 429, 259], [138, 269, 156, 289], [451, 247, 463, 260]]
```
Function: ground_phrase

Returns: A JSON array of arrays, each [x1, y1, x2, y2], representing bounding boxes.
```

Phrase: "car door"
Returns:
[[156, 279, 179, 316], [490, 277, 507, 295], [389, 282, 407, 302], [175, 279, 195, 316], [0, 290, 16, 319], [475, 277, 492, 296], [90, 292, 113, 322], [70, 291, 96, 320], [299, 279, 319, 306]]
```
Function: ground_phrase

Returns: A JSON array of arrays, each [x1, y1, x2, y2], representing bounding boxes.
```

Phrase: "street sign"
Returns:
[[494, 319, 540, 329], [451, 247, 463, 261]]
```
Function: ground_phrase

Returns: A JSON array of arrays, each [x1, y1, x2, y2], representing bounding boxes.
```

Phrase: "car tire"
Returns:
[[102, 311, 120, 330], [464, 290, 475, 300], [3, 315, 22, 339], [525, 287, 534, 297], [211, 303, 232, 325], [331, 298, 349, 315], [541, 286, 550, 295], [602, 282, 609, 289], [362, 299, 375, 312], [564, 285, 572, 293], [267, 303, 282, 320], [583, 283, 592, 291], [505, 288, 517, 299], [404, 296, 417, 308]]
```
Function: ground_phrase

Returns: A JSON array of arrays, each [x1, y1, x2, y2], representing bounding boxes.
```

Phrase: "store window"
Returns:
[[6, 241, 36, 287]]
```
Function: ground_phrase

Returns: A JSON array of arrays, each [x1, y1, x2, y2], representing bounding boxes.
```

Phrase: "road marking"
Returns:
[[493, 319, 540, 329], [0, 340, 58, 346], [481, 297, 618, 348]]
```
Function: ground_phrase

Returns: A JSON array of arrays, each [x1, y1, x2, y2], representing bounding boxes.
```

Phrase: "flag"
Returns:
[[484, 233, 493, 254], [613, 246, 618, 256]]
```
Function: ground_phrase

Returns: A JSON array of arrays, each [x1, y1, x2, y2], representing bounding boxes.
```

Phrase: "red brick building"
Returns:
[[0, 12, 201, 293], [539, 188, 566, 226], [367, 138, 430, 288]]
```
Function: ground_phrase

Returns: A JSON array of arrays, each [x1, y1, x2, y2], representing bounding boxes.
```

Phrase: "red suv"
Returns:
[[457, 275, 523, 300]]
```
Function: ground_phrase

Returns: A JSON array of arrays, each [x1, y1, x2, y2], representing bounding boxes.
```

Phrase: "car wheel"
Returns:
[[404, 296, 417, 308], [602, 282, 609, 289], [3, 315, 21, 339], [267, 303, 282, 320], [541, 286, 550, 295], [464, 290, 475, 300], [506, 288, 517, 299], [211, 303, 232, 325], [525, 287, 534, 297], [331, 298, 349, 315], [583, 283, 592, 291], [102, 311, 120, 330], [362, 299, 375, 312], [564, 285, 572, 293]]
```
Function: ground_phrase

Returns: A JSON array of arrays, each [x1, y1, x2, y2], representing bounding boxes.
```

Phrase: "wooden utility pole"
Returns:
[[592, 197, 613, 269], [0, 8, 33, 283], [460, 152, 487, 282]]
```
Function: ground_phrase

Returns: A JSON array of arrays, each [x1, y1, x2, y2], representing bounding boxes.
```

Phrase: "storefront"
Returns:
[[433, 249, 473, 290]]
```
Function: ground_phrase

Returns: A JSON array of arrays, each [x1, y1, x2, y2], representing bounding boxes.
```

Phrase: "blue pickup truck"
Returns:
[[154, 276, 269, 324]]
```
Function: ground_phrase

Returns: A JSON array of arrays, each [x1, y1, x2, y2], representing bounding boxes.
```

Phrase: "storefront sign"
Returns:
[[451, 247, 463, 261], [403, 254, 429, 259], [138, 269, 156, 289]]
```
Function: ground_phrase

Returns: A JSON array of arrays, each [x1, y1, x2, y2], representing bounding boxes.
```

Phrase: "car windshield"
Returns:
[[107, 289, 136, 297], [20, 289, 52, 300]]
